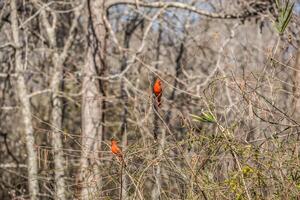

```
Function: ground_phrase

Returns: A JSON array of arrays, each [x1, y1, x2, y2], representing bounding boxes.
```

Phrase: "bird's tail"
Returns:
[[153, 93, 162, 109], [117, 154, 127, 168]]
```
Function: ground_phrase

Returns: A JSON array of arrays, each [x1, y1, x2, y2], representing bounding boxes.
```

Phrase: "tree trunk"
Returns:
[[50, 55, 67, 200], [10, 0, 39, 199], [79, 0, 106, 198], [80, 47, 102, 199]]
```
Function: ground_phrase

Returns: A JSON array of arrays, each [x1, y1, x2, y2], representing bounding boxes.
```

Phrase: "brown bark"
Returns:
[[79, 0, 106, 198], [10, 0, 39, 199]]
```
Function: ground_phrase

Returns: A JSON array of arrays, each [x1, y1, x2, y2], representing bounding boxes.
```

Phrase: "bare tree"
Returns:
[[10, 0, 39, 199], [79, 0, 106, 198]]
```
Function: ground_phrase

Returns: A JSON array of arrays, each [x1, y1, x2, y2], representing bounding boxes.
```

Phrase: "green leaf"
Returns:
[[274, 0, 294, 35], [281, 3, 294, 33], [275, 0, 280, 9], [242, 165, 254, 176], [190, 112, 216, 123]]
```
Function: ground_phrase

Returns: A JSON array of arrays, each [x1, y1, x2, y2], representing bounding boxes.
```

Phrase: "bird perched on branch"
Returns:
[[153, 78, 162, 108], [111, 138, 126, 167]]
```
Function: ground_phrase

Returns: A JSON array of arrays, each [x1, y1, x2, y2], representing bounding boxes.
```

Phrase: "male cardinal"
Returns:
[[111, 138, 126, 166], [153, 78, 162, 107]]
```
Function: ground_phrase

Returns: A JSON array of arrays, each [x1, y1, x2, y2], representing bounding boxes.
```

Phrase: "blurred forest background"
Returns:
[[1, 0, 300, 199]]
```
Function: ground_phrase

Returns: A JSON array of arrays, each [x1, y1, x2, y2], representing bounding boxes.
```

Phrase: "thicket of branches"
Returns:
[[1, 0, 300, 199]]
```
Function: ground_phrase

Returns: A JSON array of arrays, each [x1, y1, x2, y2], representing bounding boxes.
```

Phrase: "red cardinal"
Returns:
[[111, 138, 126, 166], [153, 78, 162, 107]]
